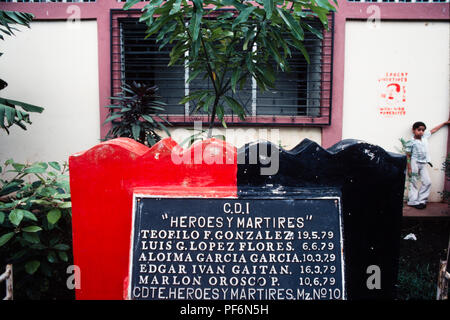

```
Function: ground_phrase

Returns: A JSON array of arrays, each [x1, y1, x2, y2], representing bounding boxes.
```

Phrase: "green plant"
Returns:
[[0, 97, 44, 134], [396, 261, 436, 300], [180, 128, 226, 147], [439, 153, 449, 203], [124, 0, 337, 137], [0, 160, 73, 299], [0, 10, 33, 45], [104, 81, 171, 146], [0, 10, 44, 134]]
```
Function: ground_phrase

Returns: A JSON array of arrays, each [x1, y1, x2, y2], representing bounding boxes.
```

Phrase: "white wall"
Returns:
[[161, 126, 322, 150], [0, 21, 100, 165], [343, 21, 449, 202]]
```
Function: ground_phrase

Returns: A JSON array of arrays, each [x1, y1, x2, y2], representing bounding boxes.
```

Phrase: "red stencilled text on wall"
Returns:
[[378, 72, 408, 117]]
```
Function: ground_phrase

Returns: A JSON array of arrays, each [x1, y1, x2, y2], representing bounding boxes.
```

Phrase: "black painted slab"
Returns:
[[129, 192, 345, 300], [237, 139, 406, 300]]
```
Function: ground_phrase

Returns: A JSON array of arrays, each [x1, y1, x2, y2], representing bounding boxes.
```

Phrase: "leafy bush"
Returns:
[[0, 10, 44, 134], [397, 261, 436, 300], [0, 159, 73, 299], [124, 0, 337, 137], [104, 82, 170, 146]]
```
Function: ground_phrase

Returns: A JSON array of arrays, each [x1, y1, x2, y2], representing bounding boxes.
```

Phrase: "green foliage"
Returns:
[[444, 153, 450, 178], [398, 137, 408, 154], [179, 128, 226, 147], [439, 153, 449, 203], [0, 97, 44, 134], [0, 159, 73, 299], [124, 0, 337, 136], [0, 10, 44, 134], [397, 261, 436, 300], [104, 82, 171, 146], [0, 10, 34, 43]]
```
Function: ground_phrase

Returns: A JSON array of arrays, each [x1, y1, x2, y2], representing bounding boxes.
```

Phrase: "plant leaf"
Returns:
[[223, 96, 246, 120], [189, 9, 203, 42], [58, 251, 68, 262], [0, 232, 14, 247], [170, 0, 182, 15], [103, 114, 122, 124], [47, 209, 62, 225], [47, 251, 57, 263], [22, 232, 40, 244], [123, 0, 141, 10], [25, 260, 40, 275], [131, 123, 141, 141], [23, 210, 38, 222], [53, 243, 70, 251], [48, 161, 61, 171], [22, 226, 42, 233], [262, 0, 274, 19], [232, 6, 256, 30], [141, 115, 154, 123], [9, 209, 24, 226], [58, 202, 72, 209], [23, 163, 46, 174], [276, 7, 304, 41]]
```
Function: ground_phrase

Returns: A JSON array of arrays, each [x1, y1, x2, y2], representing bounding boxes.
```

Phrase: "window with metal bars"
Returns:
[[111, 10, 333, 125]]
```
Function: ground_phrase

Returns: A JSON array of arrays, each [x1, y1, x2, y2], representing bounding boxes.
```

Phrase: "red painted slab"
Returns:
[[69, 137, 237, 300]]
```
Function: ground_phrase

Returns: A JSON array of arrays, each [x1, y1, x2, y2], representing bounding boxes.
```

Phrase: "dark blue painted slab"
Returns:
[[129, 192, 345, 300]]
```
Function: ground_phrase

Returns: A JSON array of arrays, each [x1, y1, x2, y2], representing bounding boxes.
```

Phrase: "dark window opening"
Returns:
[[111, 10, 333, 125]]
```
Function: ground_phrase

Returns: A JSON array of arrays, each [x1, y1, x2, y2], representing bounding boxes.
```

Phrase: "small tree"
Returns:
[[0, 10, 44, 134], [103, 82, 171, 146], [124, 0, 337, 137]]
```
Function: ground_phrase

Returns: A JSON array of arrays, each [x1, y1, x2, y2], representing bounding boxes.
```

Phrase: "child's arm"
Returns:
[[430, 118, 450, 134]]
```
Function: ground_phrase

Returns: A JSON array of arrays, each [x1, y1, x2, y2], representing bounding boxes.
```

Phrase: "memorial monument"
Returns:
[[69, 137, 406, 300]]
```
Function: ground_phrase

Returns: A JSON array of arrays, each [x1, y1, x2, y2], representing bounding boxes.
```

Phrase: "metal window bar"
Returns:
[[111, 10, 334, 125], [0, 264, 13, 300]]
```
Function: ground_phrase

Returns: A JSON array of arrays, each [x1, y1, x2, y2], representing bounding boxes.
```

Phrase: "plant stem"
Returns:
[[207, 96, 220, 138], [178, 13, 221, 136]]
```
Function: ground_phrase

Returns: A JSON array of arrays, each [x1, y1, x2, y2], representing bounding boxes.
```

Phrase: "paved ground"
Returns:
[[403, 202, 449, 217]]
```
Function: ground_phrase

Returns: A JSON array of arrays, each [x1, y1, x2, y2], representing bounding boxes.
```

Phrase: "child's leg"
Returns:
[[417, 163, 432, 205], [407, 160, 420, 205]]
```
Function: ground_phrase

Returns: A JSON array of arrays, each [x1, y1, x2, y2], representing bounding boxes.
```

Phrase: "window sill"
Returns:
[[162, 115, 331, 126]]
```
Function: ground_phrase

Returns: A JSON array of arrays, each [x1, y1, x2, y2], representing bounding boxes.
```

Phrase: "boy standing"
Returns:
[[405, 119, 450, 209]]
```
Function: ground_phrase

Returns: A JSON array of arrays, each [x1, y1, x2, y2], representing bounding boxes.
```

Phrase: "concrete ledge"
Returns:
[[403, 202, 449, 217]]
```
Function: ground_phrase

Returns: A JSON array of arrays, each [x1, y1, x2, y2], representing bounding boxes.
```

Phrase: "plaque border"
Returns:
[[127, 191, 346, 300]]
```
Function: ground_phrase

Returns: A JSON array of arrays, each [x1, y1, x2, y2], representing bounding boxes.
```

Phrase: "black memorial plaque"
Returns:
[[128, 192, 345, 300], [237, 139, 407, 299]]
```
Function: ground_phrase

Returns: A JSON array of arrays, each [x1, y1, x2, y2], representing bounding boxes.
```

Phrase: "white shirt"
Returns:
[[405, 130, 431, 163]]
